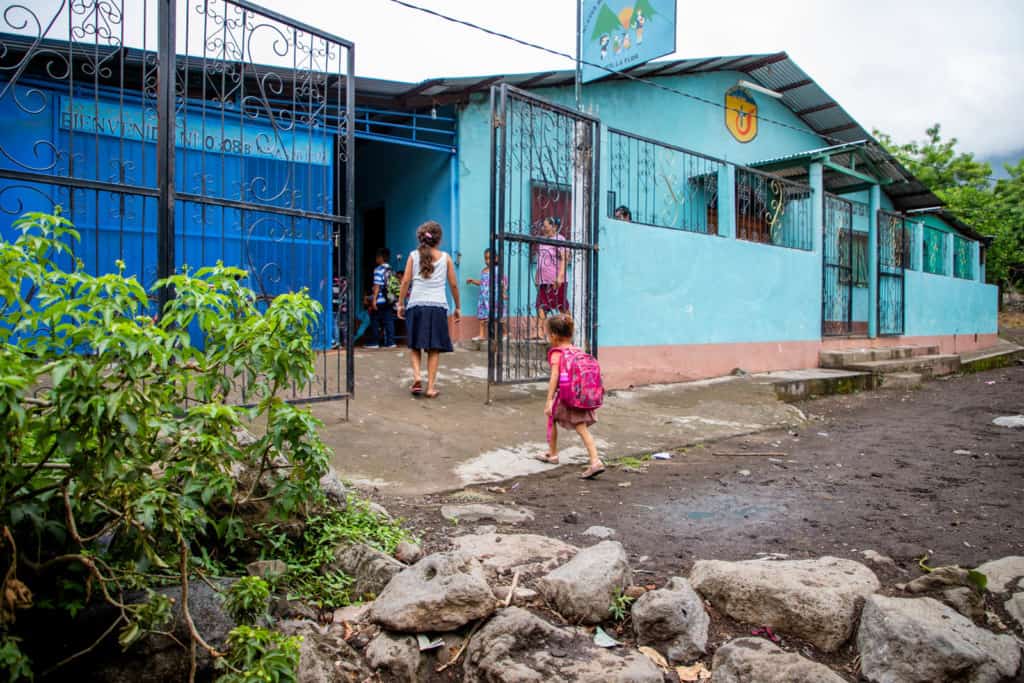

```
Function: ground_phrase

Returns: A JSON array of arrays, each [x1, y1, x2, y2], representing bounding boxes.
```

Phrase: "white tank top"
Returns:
[[407, 251, 449, 311]]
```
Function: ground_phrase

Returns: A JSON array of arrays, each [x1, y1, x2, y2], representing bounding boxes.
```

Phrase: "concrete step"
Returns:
[[878, 372, 923, 391], [755, 369, 876, 402], [843, 354, 961, 377], [959, 343, 1024, 374], [819, 345, 940, 368]]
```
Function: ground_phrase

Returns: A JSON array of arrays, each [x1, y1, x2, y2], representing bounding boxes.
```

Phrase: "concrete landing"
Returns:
[[842, 354, 961, 377], [304, 349, 806, 496], [959, 341, 1024, 373]]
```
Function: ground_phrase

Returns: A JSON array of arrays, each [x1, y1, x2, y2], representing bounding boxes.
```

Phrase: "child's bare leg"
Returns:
[[409, 349, 422, 382], [575, 423, 604, 472], [426, 350, 441, 394], [547, 423, 559, 462], [478, 319, 486, 339]]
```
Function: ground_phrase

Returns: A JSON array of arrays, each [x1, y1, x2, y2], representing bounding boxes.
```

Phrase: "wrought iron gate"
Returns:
[[487, 84, 599, 387], [877, 210, 906, 336], [0, 0, 355, 403], [822, 194, 854, 336]]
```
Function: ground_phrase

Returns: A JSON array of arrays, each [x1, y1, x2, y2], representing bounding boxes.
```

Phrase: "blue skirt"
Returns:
[[406, 305, 453, 352]]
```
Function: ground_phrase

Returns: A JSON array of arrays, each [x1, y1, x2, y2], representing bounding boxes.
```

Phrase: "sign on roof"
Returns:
[[580, 0, 677, 84]]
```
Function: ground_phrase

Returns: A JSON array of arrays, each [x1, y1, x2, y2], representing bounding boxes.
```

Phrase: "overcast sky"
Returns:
[[254, 0, 1023, 167]]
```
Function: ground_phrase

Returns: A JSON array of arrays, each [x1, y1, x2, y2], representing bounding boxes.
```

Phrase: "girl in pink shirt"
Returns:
[[534, 217, 567, 338]]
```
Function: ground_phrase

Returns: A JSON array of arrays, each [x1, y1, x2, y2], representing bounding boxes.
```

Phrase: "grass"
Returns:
[[613, 454, 652, 471]]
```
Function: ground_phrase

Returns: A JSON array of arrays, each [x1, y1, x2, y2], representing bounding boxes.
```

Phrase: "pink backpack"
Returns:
[[554, 347, 604, 411]]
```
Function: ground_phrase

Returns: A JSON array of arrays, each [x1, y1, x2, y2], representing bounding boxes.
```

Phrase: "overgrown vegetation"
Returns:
[[0, 210, 401, 680], [608, 589, 635, 621]]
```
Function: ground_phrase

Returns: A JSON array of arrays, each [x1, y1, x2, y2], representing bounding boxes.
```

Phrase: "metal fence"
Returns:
[[735, 167, 813, 250], [606, 128, 724, 234], [953, 234, 974, 279], [877, 210, 906, 336], [0, 0, 355, 403], [822, 194, 854, 336], [922, 225, 947, 275]]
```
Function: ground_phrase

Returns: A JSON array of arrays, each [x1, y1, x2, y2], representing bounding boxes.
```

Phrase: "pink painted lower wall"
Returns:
[[599, 333, 1001, 390]]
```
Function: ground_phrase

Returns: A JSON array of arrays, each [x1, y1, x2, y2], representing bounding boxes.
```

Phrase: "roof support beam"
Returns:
[[776, 78, 813, 92], [822, 159, 891, 186]]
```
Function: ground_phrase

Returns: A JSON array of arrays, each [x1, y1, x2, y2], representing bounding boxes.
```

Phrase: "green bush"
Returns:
[[215, 626, 301, 683], [224, 577, 271, 626], [0, 210, 332, 676]]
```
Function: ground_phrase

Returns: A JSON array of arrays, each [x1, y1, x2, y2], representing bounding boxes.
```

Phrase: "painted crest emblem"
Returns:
[[725, 86, 758, 143]]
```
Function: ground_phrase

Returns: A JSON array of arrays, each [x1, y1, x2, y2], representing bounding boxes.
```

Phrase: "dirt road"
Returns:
[[386, 364, 1024, 577]]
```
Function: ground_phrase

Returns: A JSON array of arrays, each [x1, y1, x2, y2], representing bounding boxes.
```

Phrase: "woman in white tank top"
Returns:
[[397, 221, 461, 398]]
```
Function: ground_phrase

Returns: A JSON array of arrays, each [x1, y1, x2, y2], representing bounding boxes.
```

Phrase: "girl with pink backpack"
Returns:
[[537, 314, 606, 479]]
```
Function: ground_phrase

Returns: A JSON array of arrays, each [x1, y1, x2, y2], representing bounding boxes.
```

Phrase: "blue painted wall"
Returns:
[[905, 270, 997, 336]]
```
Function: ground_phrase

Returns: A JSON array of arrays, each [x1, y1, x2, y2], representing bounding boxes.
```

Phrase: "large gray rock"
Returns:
[[451, 533, 578, 580], [326, 542, 405, 600], [277, 619, 372, 682], [537, 540, 631, 625], [977, 556, 1024, 593], [689, 556, 879, 652], [365, 631, 421, 682], [394, 540, 423, 565], [857, 595, 1022, 683], [441, 503, 535, 525], [463, 607, 662, 683], [318, 466, 348, 508], [631, 577, 708, 664], [369, 552, 497, 632], [85, 580, 237, 682], [1006, 590, 1024, 631], [711, 637, 846, 683]]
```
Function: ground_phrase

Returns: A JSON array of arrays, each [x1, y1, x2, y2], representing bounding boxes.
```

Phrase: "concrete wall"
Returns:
[[905, 270, 997, 336]]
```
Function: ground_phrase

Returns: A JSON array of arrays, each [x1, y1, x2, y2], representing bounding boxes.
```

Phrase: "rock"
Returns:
[[631, 577, 708, 664], [861, 549, 897, 571], [857, 595, 1022, 683], [711, 637, 846, 683], [269, 596, 319, 622], [1005, 591, 1024, 631], [624, 585, 647, 600], [318, 467, 348, 507], [451, 533, 578, 580], [441, 503, 535, 525], [370, 552, 496, 632], [976, 556, 1024, 593], [992, 415, 1024, 428], [246, 559, 288, 579], [582, 525, 616, 539], [473, 524, 497, 535], [689, 556, 879, 652], [86, 580, 237, 682], [394, 540, 423, 565], [904, 565, 971, 592], [463, 607, 662, 682], [333, 602, 372, 624], [365, 631, 421, 682], [493, 586, 539, 603], [278, 619, 372, 682], [233, 426, 259, 447], [368, 501, 394, 521], [563, 511, 580, 524], [326, 543, 405, 599], [537, 540, 631, 625], [941, 586, 985, 621]]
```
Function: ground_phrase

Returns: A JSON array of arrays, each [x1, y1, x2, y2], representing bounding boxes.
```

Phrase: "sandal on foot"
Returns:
[[410, 381, 423, 396], [579, 465, 606, 480], [534, 454, 559, 464], [425, 389, 440, 399]]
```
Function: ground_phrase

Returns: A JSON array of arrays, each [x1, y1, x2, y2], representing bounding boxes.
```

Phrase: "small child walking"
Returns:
[[538, 314, 605, 479], [465, 248, 507, 341]]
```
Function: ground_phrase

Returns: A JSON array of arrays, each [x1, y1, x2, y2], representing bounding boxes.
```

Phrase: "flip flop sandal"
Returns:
[[425, 389, 440, 399], [579, 466, 606, 480], [410, 381, 423, 396], [534, 454, 559, 464]]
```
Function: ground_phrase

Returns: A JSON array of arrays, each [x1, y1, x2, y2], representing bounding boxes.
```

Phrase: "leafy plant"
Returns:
[[0, 635, 33, 682], [608, 589, 635, 621], [0, 210, 332, 675], [215, 626, 301, 683], [224, 578, 271, 626], [615, 455, 651, 471]]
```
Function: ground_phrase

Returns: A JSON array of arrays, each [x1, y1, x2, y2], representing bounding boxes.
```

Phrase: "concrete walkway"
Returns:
[[309, 347, 806, 496]]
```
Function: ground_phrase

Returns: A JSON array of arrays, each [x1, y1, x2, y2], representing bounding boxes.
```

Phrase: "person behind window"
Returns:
[[614, 205, 632, 221]]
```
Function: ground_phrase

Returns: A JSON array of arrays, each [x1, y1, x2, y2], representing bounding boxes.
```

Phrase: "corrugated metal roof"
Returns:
[[378, 52, 944, 212]]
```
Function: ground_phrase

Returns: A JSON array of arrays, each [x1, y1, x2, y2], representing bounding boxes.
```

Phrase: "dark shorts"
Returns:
[[406, 305, 453, 352], [536, 283, 568, 313]]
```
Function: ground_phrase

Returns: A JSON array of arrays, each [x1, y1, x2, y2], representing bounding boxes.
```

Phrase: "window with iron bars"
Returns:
[[922, 226, 948, 275], [953, 235, 974, 279], [734, 169, 813, 251]]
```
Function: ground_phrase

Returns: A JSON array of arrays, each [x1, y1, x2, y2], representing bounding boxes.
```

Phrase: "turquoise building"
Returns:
[[356, 52, 997, 388]]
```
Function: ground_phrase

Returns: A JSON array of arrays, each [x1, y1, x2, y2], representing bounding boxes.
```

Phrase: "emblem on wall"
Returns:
[[725, 86, 758, 143]]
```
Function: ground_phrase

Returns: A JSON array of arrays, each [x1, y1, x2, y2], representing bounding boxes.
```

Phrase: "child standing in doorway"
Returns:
[[535, 216, 568, 338], [466, 248, 507, 341], [367, 247, 396, 349], [537, 314, 605, 479]]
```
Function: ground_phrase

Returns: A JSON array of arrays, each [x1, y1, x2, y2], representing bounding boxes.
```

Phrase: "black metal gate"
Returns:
[[822, 193, 854, 336], [0, 0, 355, 403], [487, 84, 599, 388], [877, 210, 906, 336]]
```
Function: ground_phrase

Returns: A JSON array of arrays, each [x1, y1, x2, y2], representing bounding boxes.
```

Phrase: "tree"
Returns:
[[875, 124, 1024, 290]]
